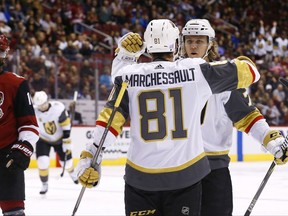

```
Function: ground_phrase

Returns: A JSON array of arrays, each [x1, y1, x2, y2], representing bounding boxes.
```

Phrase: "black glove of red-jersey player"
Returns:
[[6, 141, 34, 171]]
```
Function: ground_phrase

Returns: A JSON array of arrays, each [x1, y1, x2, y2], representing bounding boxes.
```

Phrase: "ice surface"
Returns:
[[21, 162, 288, 216]]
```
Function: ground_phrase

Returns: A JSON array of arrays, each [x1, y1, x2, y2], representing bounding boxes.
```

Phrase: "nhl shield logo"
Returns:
[[181, 206, 189, 215]]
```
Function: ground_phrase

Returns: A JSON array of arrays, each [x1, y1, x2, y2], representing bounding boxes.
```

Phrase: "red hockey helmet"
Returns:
[[0, 34, 10, 58]]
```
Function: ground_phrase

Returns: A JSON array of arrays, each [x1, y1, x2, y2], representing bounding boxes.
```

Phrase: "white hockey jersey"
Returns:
[[202, 88, 272, 170], [93, 56, 259, 191], [35, 101, 71, 143]]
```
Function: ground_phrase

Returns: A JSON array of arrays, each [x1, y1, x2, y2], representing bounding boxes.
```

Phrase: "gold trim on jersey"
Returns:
[[98, 108, 126, 134], [126, 152, 206, 174], [234, 110, 263, 132], [59, 118, 71, 127], [39, 169, 48, 176], [205, 150, 229, 156], [234, 59, 254, 88]]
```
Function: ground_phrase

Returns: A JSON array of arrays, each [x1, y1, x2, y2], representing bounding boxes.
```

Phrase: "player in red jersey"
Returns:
[[0, 34, 39, 216]]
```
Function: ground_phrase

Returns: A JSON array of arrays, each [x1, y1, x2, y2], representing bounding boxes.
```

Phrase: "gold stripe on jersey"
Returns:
[[59, 118, 71, 127], [205, 150, 229, 156], [126, 152, 206, 174], [97, 108, 126, 134], [234, 59, 255, 88], [234, 110, 263, 133]]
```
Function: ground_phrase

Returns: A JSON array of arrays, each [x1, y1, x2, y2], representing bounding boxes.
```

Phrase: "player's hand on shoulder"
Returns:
[[75, 146, 102, 188], [263, 130, 288, 165], [6, 141, 34, 171]]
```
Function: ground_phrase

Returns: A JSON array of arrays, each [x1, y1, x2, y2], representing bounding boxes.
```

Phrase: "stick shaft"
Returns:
[[244, 161, 276, 216], [244, 133, 288, 216], [60, 91, 78, 177], [71, 80, 129, 216], [91, 81, 128, 166]]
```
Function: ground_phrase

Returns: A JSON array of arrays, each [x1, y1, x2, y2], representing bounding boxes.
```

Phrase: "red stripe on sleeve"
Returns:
[[96, 120, 119, 136], [244, 115, 264, 133], [248, 64, 256, 83], [19, 127, 39, 135]]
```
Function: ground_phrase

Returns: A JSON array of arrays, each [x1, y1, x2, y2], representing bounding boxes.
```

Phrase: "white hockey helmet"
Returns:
[[33, 91, 48, 106], [182, 19, 215, 42], [144, 19, 180, 54]]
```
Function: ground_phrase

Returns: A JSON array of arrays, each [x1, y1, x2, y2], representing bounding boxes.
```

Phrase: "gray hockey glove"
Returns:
[[6, 141, 34, 171], [263, 130, 288, 165]]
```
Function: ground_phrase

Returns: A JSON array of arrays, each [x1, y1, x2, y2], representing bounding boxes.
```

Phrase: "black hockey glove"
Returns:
[[6, 141, 34, 171]]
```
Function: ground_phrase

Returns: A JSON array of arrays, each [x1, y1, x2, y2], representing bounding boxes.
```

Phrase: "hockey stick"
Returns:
[[60, 91, 78, 177], [244, 77, 288, 215], [244, 161, 276, 216], [71, 80, 129, 216], [244, 135, 288, 216]]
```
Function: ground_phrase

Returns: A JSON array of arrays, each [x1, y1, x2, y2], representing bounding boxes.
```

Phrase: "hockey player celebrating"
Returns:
[[181, 19, 287, 216], [0, 34, 39, 216], [33, 91, 78, 195], [73, 19, 269, 215]]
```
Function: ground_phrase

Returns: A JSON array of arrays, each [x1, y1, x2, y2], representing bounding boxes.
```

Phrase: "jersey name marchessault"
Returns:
[[126, 68, 195, 87]]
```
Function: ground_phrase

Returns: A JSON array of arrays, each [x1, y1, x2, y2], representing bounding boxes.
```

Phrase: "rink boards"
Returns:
[[29, 126, 288, 168]]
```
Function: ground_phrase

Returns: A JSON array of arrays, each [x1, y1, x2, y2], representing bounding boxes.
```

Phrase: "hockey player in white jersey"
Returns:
[[33, 91, 78, 195], [181, 19, 287, 216], [75, 19, 268, 216]]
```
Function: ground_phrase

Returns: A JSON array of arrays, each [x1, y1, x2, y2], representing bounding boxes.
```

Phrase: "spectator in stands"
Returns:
[[79, 40, 93, 59], [98, 0, 112, 24], [0, 20, 11, 35], [272, 83, 286, 105], [39, 14, 56, 34], [0, 0, 287, 126], [31, 72, 47, 91], [253, 33, 266, 64], [61, 41, 80, 61], [80, 86, 92, 100], [111, 0, 126, 24], [29, 37, 41, 57], [259, 98, 281, 126], [275, 31, 288, 57], [99, 65, 112, 91]]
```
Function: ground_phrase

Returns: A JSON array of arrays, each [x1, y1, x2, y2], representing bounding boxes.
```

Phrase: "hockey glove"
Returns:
[[62, 138, 72, 154], [76, 149, 102, 188], [263, 130, 287, 165], [6, 141, 34, 171], [115, 32, 146, 62]]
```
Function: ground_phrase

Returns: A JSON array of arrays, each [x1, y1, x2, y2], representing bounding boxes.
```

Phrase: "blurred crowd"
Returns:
[[1, 0, 288, 125]]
